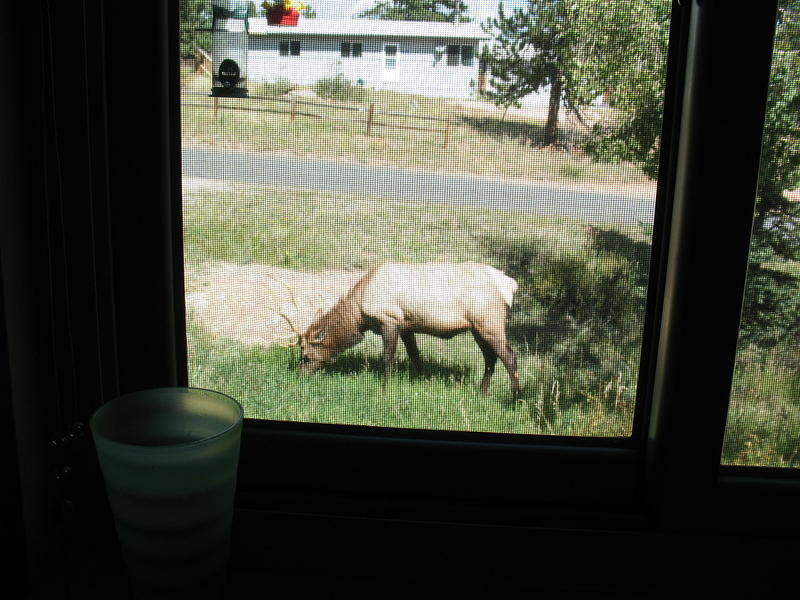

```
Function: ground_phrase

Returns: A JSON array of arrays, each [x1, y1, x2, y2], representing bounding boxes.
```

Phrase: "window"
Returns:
[[461, 45, 474, 66], [384, 43, 397, 69], [182, 4, 675, 439], [279, 40, 300, 56], [445, 44, 473, 66], [446, 44, 459, 66], [341, 41, 363, 58], [10, 11, 800, 594], [721, 2, 800, 469]]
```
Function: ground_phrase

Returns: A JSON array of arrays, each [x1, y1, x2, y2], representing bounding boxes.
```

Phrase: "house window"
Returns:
[[446, 44, 459, 66], [341, 42, 363, 58], [461, 45, 474, 66], [445, 45, 474, 66], [384, 44, 397, 69], [280, 40, 300, 56]]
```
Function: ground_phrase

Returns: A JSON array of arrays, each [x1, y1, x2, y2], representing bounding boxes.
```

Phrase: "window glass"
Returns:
[[341, 41, 350, 57], [722, 1, 800, 468], [461, 45, 474, 66], [180, 1, 671, 437], [353, 42, 363, 58], [447, 44, 460, 66], [385, 43, 397, 69]]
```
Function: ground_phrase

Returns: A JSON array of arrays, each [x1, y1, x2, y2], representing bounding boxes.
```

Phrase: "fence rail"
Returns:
[[180, 90, 456, 148]]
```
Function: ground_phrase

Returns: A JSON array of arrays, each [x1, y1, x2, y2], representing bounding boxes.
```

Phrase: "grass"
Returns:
[[723, 343, 800, 467], [187, 310, 634, 437], [180, 71, 652, 192]]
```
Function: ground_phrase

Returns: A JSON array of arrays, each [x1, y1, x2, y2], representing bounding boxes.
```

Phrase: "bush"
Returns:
[[491, 226, 650, 413], [251, 78, 293, 97], [313, 75, 368, 103]]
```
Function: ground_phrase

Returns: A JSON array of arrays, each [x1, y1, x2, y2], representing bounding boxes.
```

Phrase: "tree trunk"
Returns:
[[545, 72, 562, 146]]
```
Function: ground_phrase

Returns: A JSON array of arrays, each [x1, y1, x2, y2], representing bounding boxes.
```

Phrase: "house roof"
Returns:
[[248, 18, 489, 40]]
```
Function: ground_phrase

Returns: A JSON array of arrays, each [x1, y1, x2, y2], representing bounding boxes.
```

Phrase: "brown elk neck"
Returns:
[[318, 276, 371, 350]]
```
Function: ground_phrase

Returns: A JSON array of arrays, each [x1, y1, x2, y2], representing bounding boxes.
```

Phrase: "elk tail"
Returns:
[[487, 266, 518, 308]]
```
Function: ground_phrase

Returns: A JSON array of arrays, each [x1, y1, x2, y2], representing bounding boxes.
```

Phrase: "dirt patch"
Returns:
[[186, 262, 364, 347]]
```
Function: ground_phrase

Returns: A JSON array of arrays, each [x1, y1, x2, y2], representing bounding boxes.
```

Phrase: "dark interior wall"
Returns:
[[0, 3, 63, 591]]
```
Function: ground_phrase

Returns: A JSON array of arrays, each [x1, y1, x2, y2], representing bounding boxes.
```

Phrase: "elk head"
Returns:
[[299, 324, 332, 374], [298, 320, 364, 374]]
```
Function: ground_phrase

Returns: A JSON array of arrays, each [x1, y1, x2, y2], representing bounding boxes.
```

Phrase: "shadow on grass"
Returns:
[[586, 225, 652, 287], [321, 350, 473, 383], [461, 114, 590, 149], [461, 115, 548, 147]]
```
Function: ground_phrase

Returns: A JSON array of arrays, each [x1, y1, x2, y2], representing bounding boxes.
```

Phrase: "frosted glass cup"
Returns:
[[90, 387, 244, 599]]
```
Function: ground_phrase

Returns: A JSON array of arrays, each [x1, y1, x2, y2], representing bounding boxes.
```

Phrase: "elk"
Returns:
[[285, 262, 521, 397]]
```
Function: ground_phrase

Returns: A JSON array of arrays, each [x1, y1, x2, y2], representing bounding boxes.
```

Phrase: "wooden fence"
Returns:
[[180, 90, 456, 148]]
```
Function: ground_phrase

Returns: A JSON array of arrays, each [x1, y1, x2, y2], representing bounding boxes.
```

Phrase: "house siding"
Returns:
[[247, 33, 483, 99]]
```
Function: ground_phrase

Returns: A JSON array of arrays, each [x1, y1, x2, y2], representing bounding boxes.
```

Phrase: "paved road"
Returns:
[[182, 147, 656, 225]]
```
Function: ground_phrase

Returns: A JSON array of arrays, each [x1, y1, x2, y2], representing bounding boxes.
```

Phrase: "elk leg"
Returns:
[[472, 330, 498, 394], [400, 331, 422, 371], [474, 328, 520, 398], [381, 323, 400, 380]]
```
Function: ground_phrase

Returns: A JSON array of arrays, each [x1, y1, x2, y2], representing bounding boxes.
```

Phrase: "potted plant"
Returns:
[[264, 0, 306, 26]]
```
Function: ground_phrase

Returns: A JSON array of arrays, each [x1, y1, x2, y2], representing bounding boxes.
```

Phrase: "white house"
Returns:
[[246, 18, 490, 99]]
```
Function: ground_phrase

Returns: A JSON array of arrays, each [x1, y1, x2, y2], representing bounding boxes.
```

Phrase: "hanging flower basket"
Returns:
[[264, 1, 304, 26]]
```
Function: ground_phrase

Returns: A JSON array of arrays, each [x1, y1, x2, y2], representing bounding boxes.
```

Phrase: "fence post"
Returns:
[[366, 103, 374, 136], [213, 96, 219, 120]]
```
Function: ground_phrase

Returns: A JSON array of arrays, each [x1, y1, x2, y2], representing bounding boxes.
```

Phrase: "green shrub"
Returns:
[[313, 75, 368, 103], [492, 226, 649, 413], [251, 78, 293, 97]]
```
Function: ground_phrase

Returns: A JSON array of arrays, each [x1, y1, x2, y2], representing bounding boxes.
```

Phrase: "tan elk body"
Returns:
[[295, 262, 521, 397]]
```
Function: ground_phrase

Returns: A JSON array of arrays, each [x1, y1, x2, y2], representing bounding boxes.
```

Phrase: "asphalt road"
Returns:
[[182, 147, 656, 225]]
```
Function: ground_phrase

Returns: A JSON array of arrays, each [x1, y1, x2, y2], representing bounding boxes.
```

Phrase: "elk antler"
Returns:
[[263, 271, 304, 346]]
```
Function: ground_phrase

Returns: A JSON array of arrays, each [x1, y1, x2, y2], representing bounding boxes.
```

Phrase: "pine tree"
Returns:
[[358, 0, 471, 23]]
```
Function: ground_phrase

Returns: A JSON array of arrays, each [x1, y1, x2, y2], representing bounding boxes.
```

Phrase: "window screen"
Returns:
[[722, 2, 800, 468], [180, 2, 672, 437]]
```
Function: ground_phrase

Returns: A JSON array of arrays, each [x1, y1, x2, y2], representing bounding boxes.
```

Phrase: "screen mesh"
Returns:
[[180, 0, 671, 436]]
